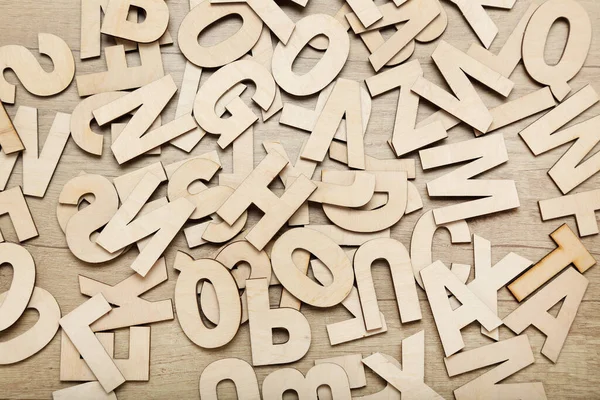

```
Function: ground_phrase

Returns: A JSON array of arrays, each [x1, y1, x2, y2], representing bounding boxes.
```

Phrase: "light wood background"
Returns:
[[0, 0, 599, 398]]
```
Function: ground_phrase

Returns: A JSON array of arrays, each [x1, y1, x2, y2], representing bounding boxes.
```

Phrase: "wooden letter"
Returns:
[[0, 33, 74, 104], [53, 382, 116, 400], [0, 243, 35, 331], [174, 253, 241, 348], [411, 41, 513, 132], [246, 278, 311, 366], [419, 134, 519, 224], [199, 358, 260, 399], [262, 364, 351, 399], [59, 294, 125, 392], [539, 189, 600, 237], [444, 335, 546, 399], [96, 173, 195, 276], [522, 0, 591, 101], [0, 102, 23, 154], [508, 224, 595, 301], [101, 0, 169, 43], [271, 228, 353, 308], [354, 238, 421, 330], [217, 152, 316, 250], [0, 186, 38, 243], [505, 268, 588, 363], [421, 261, 502, 357], [272, 14, 349, 96]]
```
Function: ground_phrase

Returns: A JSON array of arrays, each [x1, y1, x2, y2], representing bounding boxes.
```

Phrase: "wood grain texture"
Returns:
[[0, 0, 600, 398]]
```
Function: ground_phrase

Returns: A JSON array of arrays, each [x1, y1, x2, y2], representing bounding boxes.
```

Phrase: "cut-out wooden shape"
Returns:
[[97, 173, 195, 276], [410, 210, 471, 289], [328, 141, 415, 178], [367, 0, 440, 71], [217, 152, 316, 250], [76, 42, 164, 96], [420, 134, 519, 224], [200, 240, 271, 324], [0, 243, 35, 331], [111, 122, 160, 156], [199, 358, 260, 399], [504, 268, 587, 363], [93, 75, 196, 164], [0, 102, 23, 154], [519, 85, 600, 194], [219, 127, 254, 189], [354, 238, 421, 330], [309, 171, 374, 207], [0, 286, 60, 365], [79, 258, 173, 331], [464, 235, 532, 340], [211, 0, 295, 45], [170, 62, 204, 152], [308, 3, 351, 50], [262, 363, 351, 399], [53, 382, 117, 400], [101, 0, 169, 43], [272, 14, 349, 96], [4, 107, 71, 197], [302, 79, 365, 169], [322, 171, 407, 233], [179, 1, 262, 68], [70, 91, 127, 155], [277, 248, 310, 311], [246, 278, 311, 366], [174, 253, 241, 348], [473, 88, 557, 136], [444, 335, 546, 399], [355, 356, 401, 400], [411, 40, 514, 132], [448, 0, 516, 49], [194, 60, 275, 149], [522, 0, 591, 101], [60, 327, 150, 381], [271, 228, 353, 308], [467, 1, 541, 78], [113, 161, 167, 202], [59, 174, 124, 264], [0, 33, 74, 104], [366, 60, 447, 156], [312, 257, 388, 345], [305, 225, 389, 246], [539, 189, 600, 237], [0, 186, 38, 243], [421, 261, 503, 357], [315, 354, 366, 390], [344, 0, 382, 29], [59, 294, 125, 392], [508, 224, 595, 302], [362, 331, 443, 400]]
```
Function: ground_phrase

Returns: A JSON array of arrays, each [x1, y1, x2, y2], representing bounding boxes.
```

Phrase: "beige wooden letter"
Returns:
[[217, 152, 316, 251], [246, 278, 311, 366], [178, 2, 262, 68], [366, 60, 446, 156], [539, 189, 600, 237], [194, 60, 275, 148], [444, 335, 546, 399], [519, 85, 600, 194], [508, 224, 595, 302], [101, 0, 169, 43], [174, 253, 241, 348], [59, 294, 125, 392], [421, 261, 502, 357], [505, 268, 587, 363], [0, 101, 23, 154], [0, 243, 35, 331], [96, 173, 195, 276], [199, 358, 260, 399], [262, 363, 351, 399], [522, 0, 591, 101], [420, 134, 519, 224], [361, 331, 443, 400], [0, 33, 74, 104], [272, 14, 349, 96], [53, 382, 116, 400], [354, 238, 421, 330], [271, 228, 353, 308], [79, 258, 173, 331], [0, 186, 38, 243]]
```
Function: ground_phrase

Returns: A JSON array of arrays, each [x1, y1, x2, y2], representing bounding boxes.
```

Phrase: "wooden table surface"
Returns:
[[1, 0, 599, 399]]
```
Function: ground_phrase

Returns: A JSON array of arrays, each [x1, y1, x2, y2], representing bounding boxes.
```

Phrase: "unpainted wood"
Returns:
[[539, 189, 600, 237], [52, 382, 117, 400], [262, 363, 351, 399], [0, 243, 35, 331], [0, 186, 38, 243], [101, 0, 169, 43], [0, 101, 24, 154], [199, 358, 260, 399]]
